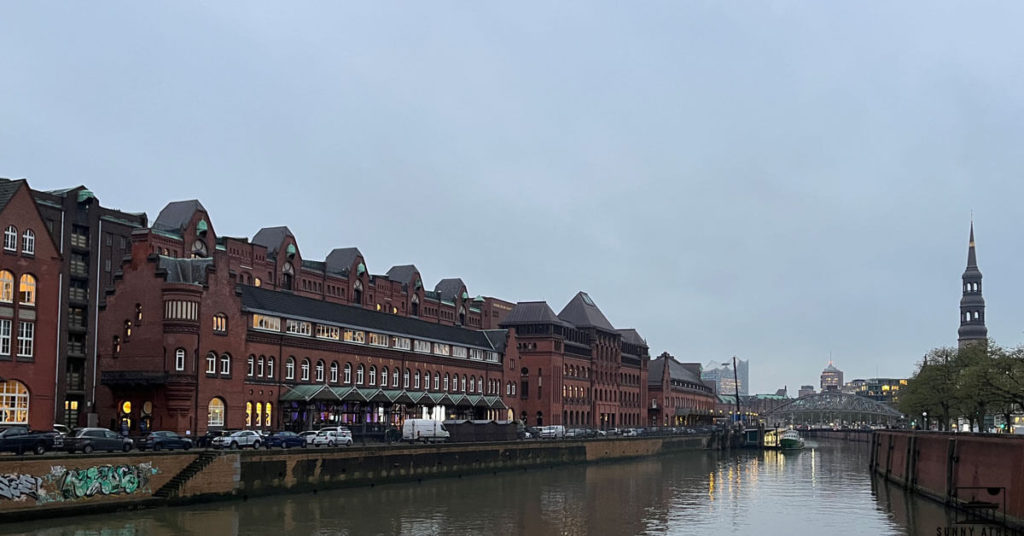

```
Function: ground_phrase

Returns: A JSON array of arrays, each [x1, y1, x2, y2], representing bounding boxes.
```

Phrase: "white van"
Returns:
[[538, 425, 566, 439], [402, 419, 450, 443]]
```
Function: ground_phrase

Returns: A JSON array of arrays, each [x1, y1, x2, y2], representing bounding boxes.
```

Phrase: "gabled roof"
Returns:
[[157, 256, 214, 285], [238, 285, 496, 349], [153, 200, 207, 234], [326, 247, 362, 275], [0, 179, 25, 214], [557, 292, 615, 332], [386, 265, 419, 285], [617, 329, 647, 347], [251, 226, 294, 258], [500, 301, 570, 326], [483, 329, 509, 353], [648, 355, 707, 387], [435, 278, 466, 301]]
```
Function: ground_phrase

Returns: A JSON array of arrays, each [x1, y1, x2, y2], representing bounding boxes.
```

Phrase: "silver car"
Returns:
[[212, 430, 263, 449]]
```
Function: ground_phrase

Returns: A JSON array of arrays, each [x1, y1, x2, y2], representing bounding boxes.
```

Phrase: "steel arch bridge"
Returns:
[[763, 391, 905, 426]]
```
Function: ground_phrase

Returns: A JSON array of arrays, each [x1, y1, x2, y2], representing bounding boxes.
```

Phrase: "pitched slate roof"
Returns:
[[153, 200, 206, 234], [238, 285, 496, 349], [500, 301, 570, 326], [157, 256, 214, 285], [648, 354, 707, 387], [617, 329, 647, 347], [326, 247, 362, 275], [435, 278, 466, 301], [557, 292, 615, 332], [251, 226, 294, 258], [483, 329, 509, 353], [386, 265, 418, 285], [0, 179, 25, 214]]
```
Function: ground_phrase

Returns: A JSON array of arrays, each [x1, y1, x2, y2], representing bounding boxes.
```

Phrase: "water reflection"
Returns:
[[1, 441, 964, 536]]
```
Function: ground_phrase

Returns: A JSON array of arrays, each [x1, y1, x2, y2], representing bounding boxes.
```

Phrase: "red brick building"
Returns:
[[499, 293, 648, 429], [647, 352, 716, 426], [0, 180, 63, 430]]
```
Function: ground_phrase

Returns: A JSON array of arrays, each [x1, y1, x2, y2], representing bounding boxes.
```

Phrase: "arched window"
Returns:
[[414, 370, 420, 389], [286, 357, 295, 380], [267, 357, 275, 378], [353, 280, 363, 305], [207, 397, 225, 427], [282, 262, 294, 290], [369, 365, 377, 386], [264, 402, 272, 427], [341, 362, 349, 384], [247, 356, 255, 377], [403, 369, 410, 389], [255, 402, 263, 428], [301, 359, 310, 381], [0, 271, 12, 302], [0, 380, 29, 424], [175, 348, 186, 371], [18, 274, 35, 305], [392, 368, 399, 387], [357, 364, 364, 385], [316, 360, 325, 382], [21, 229, 34, 255], [206, 352, 217, 374], [444, 374, 449, 391], [220, 353, 231, 375], [213, 313, 228, 333], [459, 306, 466, 325], [258, 356, 265, 377], [469, 376, 475, 393], [3, 226, 16, 251], [434, 372, 440, 390], [330, 361, 339, 383], [246, 401, 252, 427], [380, 366, 388, 387], [462, 375, 467, 392], [411, 295, 419, 316]]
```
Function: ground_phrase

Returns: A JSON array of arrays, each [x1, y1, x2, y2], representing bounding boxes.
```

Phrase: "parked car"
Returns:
[[212, 430, 263, 449], [538, 425, 566, 439], [0, 426, 62, 455], [65, 428, 133, 454], [195, 429, 232, 448], [139, 431, 193, 451], [53, 424, 72, 437], [299, 430, 319, 445], [264, 431, 305, 449], [312, 429, 353, 447]]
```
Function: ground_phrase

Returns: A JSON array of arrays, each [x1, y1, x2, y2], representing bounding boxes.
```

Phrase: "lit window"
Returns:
[[255, 402, 262, 427], [213, 314, 228, 333], [18, 274, 35, 305], [21, 230, 34, 255], [246, 401, 252, 427], [3, 226, 16, 251], [265, 402, 272, 427], [208, 398, 225, 427], [252, 314, 281, 332], [175, 348, 186, 371], [368, 333, 388, 347], [0, 271, 12, 302], [316, 325, 340, 340], [343, 330, 365, 343], [0, 380, 29, 424], [254, 277, 262, 288]]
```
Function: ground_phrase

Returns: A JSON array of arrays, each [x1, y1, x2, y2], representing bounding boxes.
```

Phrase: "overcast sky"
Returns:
[[3, 3, 1023, 394]]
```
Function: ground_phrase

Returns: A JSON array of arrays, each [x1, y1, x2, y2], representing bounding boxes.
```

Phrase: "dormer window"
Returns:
[[191, 239, 208, 258]]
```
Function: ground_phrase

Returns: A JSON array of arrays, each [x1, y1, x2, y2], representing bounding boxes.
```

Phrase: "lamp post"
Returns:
[[922, 411, 928, 430]]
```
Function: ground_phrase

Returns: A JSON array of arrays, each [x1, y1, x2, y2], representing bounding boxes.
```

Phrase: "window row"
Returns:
[[267, 357, 498, 394], [251, 314, 499, 362], [0, 319, 34, 357], [3, 226, 35, 255], [0, 271, 36, 305]]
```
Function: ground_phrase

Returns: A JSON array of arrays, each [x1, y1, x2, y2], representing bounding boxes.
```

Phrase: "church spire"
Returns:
[[958, 220, 987, 348]]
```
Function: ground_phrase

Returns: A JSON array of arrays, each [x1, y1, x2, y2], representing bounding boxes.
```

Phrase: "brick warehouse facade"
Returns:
[[0, 180, 63, 430], [92, 199, 653, 437]]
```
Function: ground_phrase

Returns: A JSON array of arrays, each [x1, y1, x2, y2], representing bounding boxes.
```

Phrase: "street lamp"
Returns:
[[922, 411, 928, 430]]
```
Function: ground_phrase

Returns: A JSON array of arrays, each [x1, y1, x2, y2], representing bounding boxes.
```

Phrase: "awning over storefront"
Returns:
[[280, 384, 342, 402]]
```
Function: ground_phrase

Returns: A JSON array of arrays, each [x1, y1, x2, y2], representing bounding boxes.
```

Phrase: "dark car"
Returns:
[[65, 427, 133, 454], [0, 426, 62, 455], [195, 429, 232, 448], [139, 431, 193, 451], [263, 431, 306, 449]]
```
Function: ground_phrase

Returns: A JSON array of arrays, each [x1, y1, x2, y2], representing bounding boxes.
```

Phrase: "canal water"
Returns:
[[0, 440, 965, 536]]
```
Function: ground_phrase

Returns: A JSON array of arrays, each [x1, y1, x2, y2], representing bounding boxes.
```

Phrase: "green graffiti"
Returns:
[[59, 464, 154, 500]]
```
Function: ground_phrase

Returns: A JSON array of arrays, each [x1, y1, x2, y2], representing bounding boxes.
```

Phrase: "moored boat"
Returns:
[[780, 429, 805, 450]]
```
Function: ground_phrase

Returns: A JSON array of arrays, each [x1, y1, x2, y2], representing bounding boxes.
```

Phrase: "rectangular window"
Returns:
[[316, 324, 340, 340], [391, 336, 411, 350], [432, 343, 450, 356], [285, 319, 312, 336], [0, 319, 10, 356], [175, 350, 186, 371], [343, 329, 365, 343], [252, 314, 281, 332], [414, 340, 431, 353], [368, 332, 389, 347], [453, 346, 468, 358], [16, 321, 33, 357]]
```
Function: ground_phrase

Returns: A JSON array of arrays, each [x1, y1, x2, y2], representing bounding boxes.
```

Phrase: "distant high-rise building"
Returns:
[[700, 358, 748, 396], [820, 362, 843, 392], [958, 221, 987, 348], [798, 385, 816, 398]]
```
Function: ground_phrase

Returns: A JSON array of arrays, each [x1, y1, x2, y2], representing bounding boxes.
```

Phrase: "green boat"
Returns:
[[780, 429, 805, 450]]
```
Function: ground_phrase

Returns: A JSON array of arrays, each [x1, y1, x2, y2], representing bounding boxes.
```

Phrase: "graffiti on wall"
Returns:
[[0, 473, 42, 501], [0, 462, 159, 505]]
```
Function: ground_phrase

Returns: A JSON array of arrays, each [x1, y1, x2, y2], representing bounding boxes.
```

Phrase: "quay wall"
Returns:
[[872, 431, 1024, 528], [0, 435, 706, 520], [805, 429, 872, 442]]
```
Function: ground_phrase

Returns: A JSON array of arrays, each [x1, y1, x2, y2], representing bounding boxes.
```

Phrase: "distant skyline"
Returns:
[[3, 3, 1024, 394]]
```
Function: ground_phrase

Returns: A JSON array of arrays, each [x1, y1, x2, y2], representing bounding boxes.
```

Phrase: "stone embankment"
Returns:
[[872, 430, 1024, 529], [0, 435, 707, 521]]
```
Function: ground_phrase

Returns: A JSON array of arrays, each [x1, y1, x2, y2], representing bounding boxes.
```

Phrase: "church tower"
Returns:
[[958, 222, 988, 348]]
